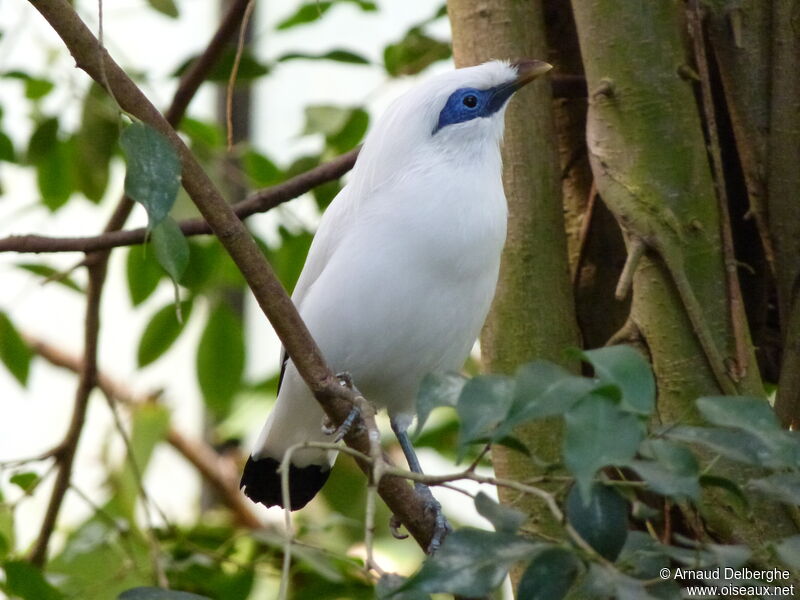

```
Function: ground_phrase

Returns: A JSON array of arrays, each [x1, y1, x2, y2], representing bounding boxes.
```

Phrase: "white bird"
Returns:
[[240, 59, 552, 533]]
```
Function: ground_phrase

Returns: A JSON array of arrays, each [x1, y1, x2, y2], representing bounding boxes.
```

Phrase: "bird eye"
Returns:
[[462, 94, 478, 108]]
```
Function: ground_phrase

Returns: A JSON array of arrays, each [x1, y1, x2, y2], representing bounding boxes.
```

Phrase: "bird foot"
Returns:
[[389, 485, 450, 552], [415, 482, 450, 554], [321, 403, 361, 442]]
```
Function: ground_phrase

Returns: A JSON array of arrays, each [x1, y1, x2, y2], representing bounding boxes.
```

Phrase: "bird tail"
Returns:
[[240, 455, 331, 510], [240, 367, 335, 510]]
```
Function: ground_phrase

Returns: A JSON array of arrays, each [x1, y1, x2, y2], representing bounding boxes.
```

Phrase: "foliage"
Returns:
[[0, 2, 452, 599], [379, 347, 800, 598], [2, 0, 798, 599]]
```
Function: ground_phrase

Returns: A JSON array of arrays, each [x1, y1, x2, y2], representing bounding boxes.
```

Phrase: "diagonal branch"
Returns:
[[28, 0, 438, 552], [27, 0, 255, 565]]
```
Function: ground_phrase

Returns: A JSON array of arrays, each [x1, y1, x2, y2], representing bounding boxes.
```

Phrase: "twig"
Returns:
[[688, 0, 748, 381], [23, 334, 263, 529], [99, 388, 169, 587], [29, 262, 105, 566], [615, 236, 646, 300], [226, 0, 256, 150], [29, 0, 439, 551], [0, 149, 359, 254], [571, 181, 597, 287], [24, 1, 262, 564]]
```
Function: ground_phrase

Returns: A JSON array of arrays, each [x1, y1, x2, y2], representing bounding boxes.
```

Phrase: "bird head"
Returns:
[[351, 60, 552, 189]]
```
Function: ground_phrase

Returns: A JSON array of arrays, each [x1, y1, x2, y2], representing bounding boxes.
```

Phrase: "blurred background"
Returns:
[[0, 1, 502, 597]]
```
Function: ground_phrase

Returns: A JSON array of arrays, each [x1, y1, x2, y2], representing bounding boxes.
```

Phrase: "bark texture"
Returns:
[[769, 0, 800, 427], [571, 0, 796, 546]]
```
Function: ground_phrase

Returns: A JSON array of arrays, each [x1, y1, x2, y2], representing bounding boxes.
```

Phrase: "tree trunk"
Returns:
[[769, 0, 800, 427], [570, 0, 797, 546], [448, 0, 581, 549]]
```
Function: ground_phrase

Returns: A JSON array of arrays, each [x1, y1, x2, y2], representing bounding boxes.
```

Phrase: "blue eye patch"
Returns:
[[433, 82, 520, 134]]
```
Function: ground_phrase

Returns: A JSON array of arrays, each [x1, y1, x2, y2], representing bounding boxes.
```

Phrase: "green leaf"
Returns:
[[75, 84, 119, 203], [118, 588, 211, 600], [2, 560, 65, 600], [147, 0, 179, 18], [137, 301, 193, 367], [276, 1, 376, 30], [0, 130, 15, 162], [27, 117, 58, 164], [172, 49, 268, 83], [0, 502, 14, 560], [303, 105, 355, 137], [151, 217, 189, 283], [616, 531, 669, 579], [264, 226, 313, 293], [394, 528, 539, 597], [197, 303, 245, 416], [37, 137, 75, 211], [517, 547, 581, 600], [376, 575, 430, 600], [628, 439, 700, 500], [581, 346, 655, 415], [699, 474, 749, 514], [664, 426, 778, 467], [120, 122, 181, 228], [497, 361, 594, 437], [566, 483, 628, 561], [748, 473, 800, 505], [3, 71, 54, 101], [774, 535, 800, 570], [696, 395, 782, 434], [50, 518, 152, 599], [180, 239, 225, 292], [277, 49, 370, 65], [327, 107, 368, 153], [474, 492, 526, 533], [9, 471, 39, 493], [242, 150, 282, 188], [24, 78, 54, 100], [415, 372, 466, 436], [456, 375, 514, 457], [180, 118, 224, 149], [106, 403, 170, 519], [126, 245, 164, 306], [0, 311, 32, 386], [383, 28, 451, 77], [16, 263, 83, 293], [277, 1, 333, 29], [563, 394, 644, 499]]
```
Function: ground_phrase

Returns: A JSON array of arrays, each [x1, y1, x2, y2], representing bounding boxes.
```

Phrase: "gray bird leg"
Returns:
[[390, 416, 450, 553]]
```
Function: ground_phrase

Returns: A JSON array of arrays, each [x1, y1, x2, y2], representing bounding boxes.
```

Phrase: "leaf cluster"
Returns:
[[387, 347, 800, 598]]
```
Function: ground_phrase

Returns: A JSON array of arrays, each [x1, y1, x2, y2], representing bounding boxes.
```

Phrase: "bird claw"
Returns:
[[415, 482, 450, 554], [389, 514, 409, 539], [321, 403, 361, 442]]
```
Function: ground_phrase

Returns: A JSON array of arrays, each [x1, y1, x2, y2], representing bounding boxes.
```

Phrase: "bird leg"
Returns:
[[390, 416, 450, 554]]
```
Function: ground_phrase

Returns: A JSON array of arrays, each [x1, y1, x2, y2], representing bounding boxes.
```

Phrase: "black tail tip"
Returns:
[[240, 455, 331, 510]]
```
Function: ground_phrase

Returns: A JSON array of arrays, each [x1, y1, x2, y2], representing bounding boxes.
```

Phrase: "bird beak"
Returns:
[[511, 59, 553, 89]]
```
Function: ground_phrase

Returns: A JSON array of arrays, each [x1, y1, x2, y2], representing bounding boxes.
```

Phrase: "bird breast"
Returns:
[[298, 165, 508, 415]]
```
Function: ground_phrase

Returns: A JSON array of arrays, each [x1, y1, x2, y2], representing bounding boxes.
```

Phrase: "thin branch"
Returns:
[[166, 0, 252, 126], [26, 0, 438, 551], [29, 262, 105, 566], [0, 149, 359, 254], [226, 0, 256, 150], [24, 334, 263, 529]]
